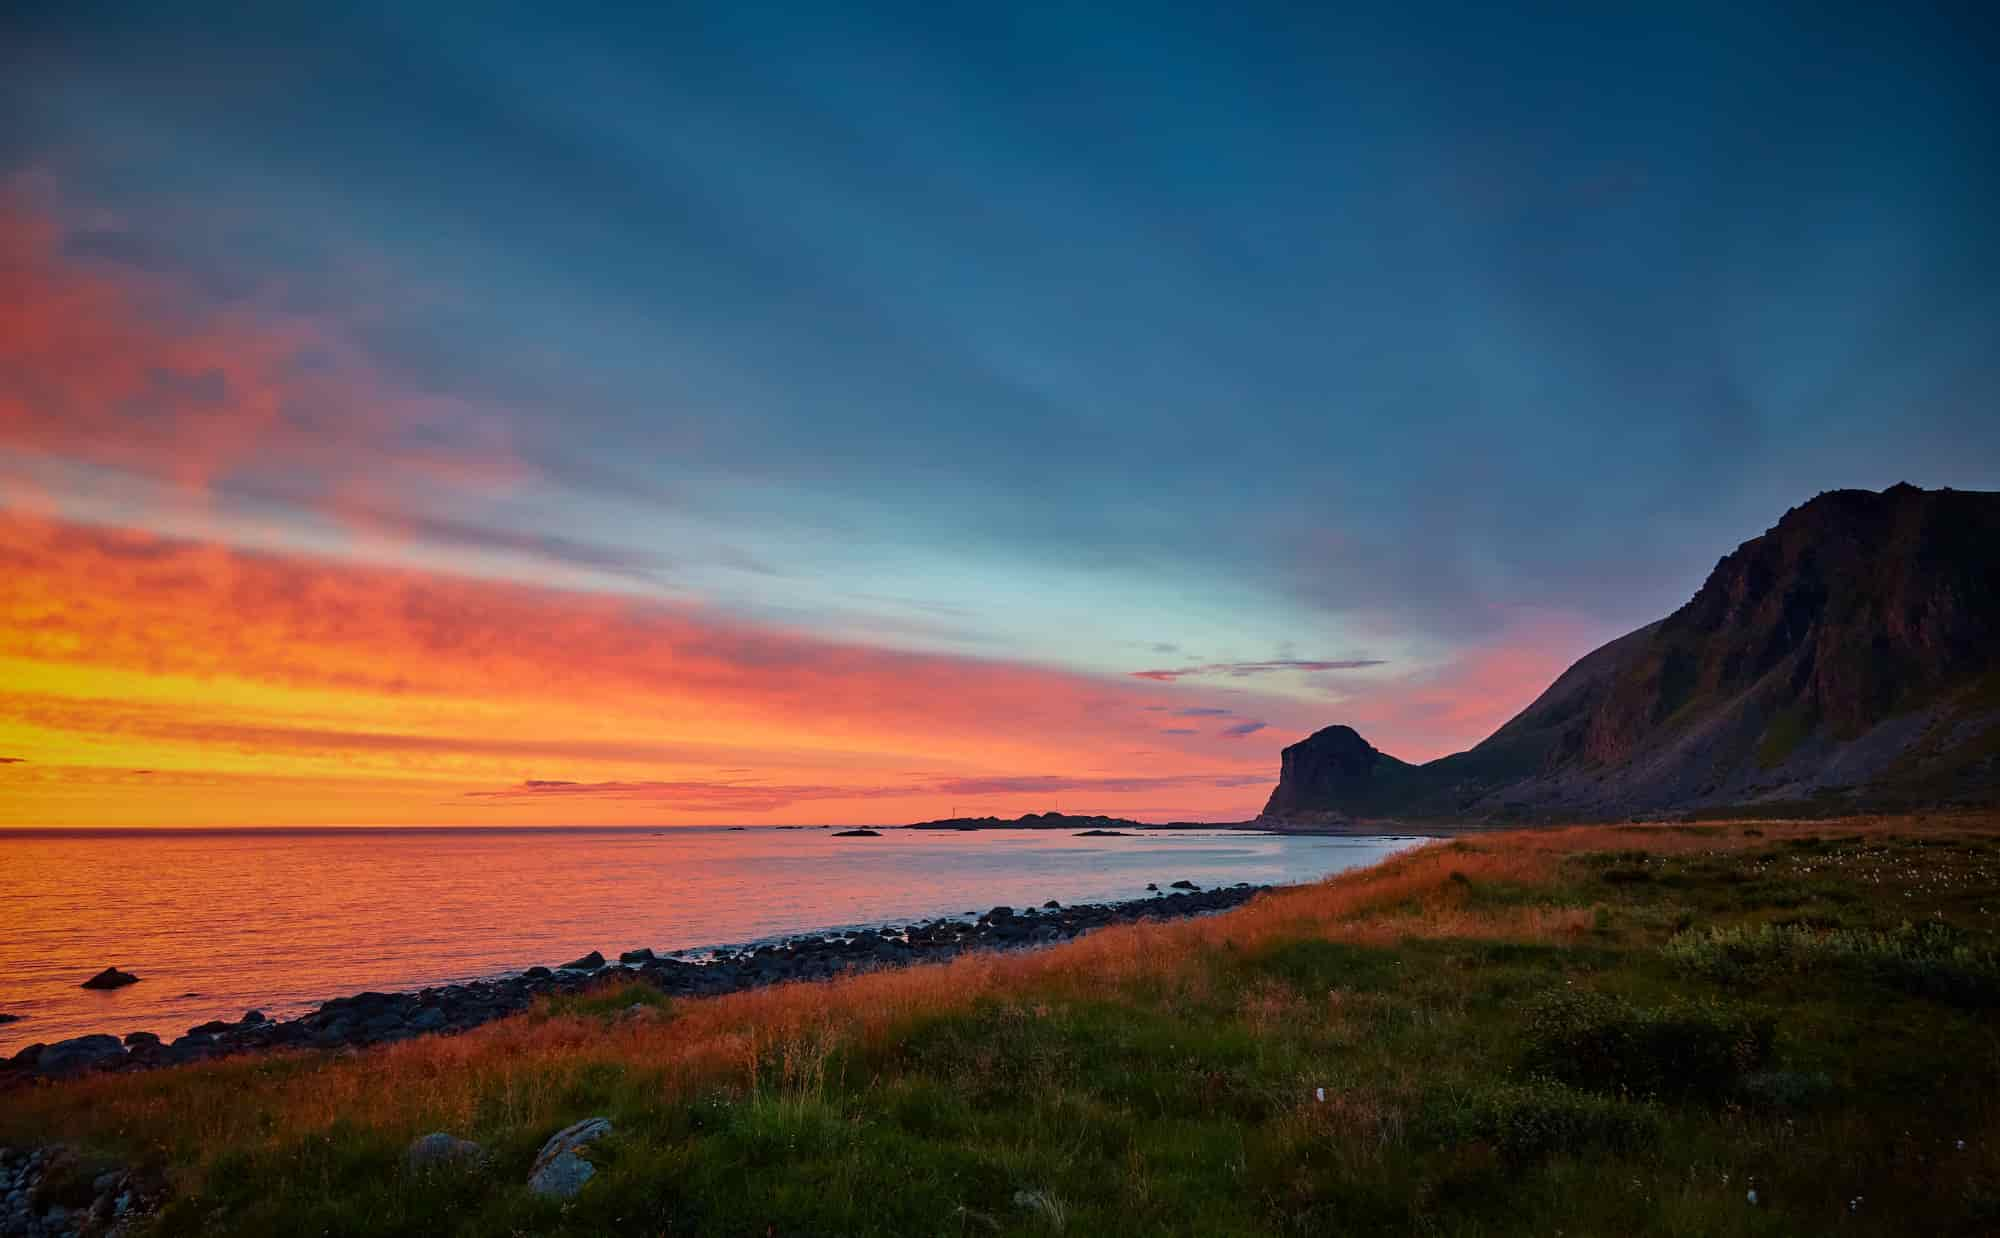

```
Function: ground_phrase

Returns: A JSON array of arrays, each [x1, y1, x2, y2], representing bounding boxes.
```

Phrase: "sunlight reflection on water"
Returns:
[[0, 826, 1419, 1052]]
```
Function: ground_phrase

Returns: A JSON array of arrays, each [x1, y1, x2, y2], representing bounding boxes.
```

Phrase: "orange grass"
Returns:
[[6, 813, 1992, 1180]]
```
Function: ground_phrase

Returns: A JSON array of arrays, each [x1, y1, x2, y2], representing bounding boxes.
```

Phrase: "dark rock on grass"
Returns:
[[527, 1117, 613, 1199], [406, 1132, 483, 1172], [619, 948, 657, 964], [832, 828, 881, 837], [36, 1033, 125, 1075], [558, 951, 606, 971], [81, 966, 139, 990]]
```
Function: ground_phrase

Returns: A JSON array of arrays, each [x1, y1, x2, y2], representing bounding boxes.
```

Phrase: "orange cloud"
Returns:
[[1330, 614, 1614, 761], [0, 177, 530, 521], [0, 511, 1292, 825]]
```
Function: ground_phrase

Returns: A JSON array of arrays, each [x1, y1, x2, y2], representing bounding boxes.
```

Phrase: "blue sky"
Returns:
[[3, 0, 1996, 789]]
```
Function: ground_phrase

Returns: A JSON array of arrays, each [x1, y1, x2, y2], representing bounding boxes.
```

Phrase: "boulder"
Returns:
[[240, 1009, 267, 1025], [1169, 880, 1199, 890], [407, 1006, 447, 1032], [985, 906, 1016, 923], [122, 1032, 161, 1047], [618, 948, 657, 965], [81, 967, 140, 990], [405, 1132, 483, 1172], [37, 1034, 125, 1075], [557, 951, 605, 972], [0, 1013, 21, 1025], [527, 1117, 613, 1199]]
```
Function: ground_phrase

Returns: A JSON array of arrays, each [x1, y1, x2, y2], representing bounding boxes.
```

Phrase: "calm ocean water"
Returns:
[[0, 826, 1420, 1054]]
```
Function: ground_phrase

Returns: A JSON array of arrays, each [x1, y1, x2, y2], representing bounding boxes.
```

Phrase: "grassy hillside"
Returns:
[[6, 816, 1999, 1235]]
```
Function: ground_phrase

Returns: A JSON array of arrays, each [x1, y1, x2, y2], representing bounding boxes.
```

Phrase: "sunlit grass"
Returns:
[[5, 813, 1998, 1234]]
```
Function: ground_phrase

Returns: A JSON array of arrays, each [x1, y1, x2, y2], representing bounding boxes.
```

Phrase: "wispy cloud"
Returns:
[[1131, 659, 1385, 682], [465, 770, 1273, 811], [1174, 707, 1233, 717], [1220, 720, 1268, 738]]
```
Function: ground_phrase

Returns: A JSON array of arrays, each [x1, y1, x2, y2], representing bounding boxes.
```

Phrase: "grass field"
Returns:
[[6, 815, 1998, 1235]]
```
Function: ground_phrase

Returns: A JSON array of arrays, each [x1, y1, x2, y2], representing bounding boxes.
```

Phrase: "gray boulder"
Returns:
[[558, 951, 605, 971], [405, 1132, 483, 1172], [527, 1117, 613, 1199], [37, 1034, 125, 1075]]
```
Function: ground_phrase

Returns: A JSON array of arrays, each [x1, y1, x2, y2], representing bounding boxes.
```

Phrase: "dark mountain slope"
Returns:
[[1263, 484, 2000, 822]]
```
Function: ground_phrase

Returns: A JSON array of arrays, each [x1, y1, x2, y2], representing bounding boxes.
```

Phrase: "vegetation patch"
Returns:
[[1664, 918, 2000, 1006], [1520, 988, 1774, 1101]]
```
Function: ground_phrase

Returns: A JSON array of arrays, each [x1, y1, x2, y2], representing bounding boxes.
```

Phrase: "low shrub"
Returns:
[[1663, 920, 2000, 1007], [1521, 989, 1773, 1102], [1417, 1079, 1658, 1165]]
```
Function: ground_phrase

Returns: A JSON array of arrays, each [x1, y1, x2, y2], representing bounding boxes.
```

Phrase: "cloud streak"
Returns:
[[1132, 659, 1386, 682], [0, 510, 1302, 825]]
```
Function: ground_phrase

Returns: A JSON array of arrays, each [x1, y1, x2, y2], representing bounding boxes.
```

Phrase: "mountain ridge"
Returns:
[[1262, 484, 2000, 823]]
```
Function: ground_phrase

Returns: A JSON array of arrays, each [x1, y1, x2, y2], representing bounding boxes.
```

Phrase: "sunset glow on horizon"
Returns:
[[4, 4, 1993, 826]]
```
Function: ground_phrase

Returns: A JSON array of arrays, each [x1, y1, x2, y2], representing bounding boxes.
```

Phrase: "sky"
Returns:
[[1, 1, 1996, 826]]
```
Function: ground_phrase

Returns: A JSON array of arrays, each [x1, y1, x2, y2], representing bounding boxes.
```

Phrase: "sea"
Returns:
[[0, 825, 1422, 1054]]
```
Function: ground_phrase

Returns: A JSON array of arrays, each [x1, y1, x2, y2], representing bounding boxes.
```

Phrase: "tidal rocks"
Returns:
[[527, 1117, 613, 1199], [405, 1132, 483, 1172], [80, 967, 139, 990], [35, 1034, 125, 1076], [1169, 880, 1200, 890], [0, 1015, 20, 1026], [3, 882, 1269, 1085], [558, 951, 605, 972], [832, 828, 881, 837]]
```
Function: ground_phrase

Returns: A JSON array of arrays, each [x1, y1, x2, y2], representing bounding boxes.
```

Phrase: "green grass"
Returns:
[[7, 822, 2000, 1235]]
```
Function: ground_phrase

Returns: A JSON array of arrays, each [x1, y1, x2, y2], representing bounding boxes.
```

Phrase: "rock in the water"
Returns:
[[240, 1009, 266, 1024], [0, 1012, 21, 1025], [123, 1031, 161, 1047], [832, 828, 881, 837], [527, 1117, 613, 1199], [405, 1132, 483, 1171], [81, 967, 140, 990], [37, 1034, 126, 1075], [1170, 880, 1199, 890], [558, 951, 605, 971], [618, 948, 657, 964], [986, 905, 1016, 922]]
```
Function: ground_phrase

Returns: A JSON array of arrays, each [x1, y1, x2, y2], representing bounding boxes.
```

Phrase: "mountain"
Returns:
[[1262, 484, 2000, 823]]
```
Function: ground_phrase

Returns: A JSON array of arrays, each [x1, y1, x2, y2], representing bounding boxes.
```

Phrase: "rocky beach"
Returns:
[[1, 882, 1264, 1086]]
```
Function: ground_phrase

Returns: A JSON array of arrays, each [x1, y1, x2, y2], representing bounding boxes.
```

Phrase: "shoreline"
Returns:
[[2, 881, 1269, 1084]]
